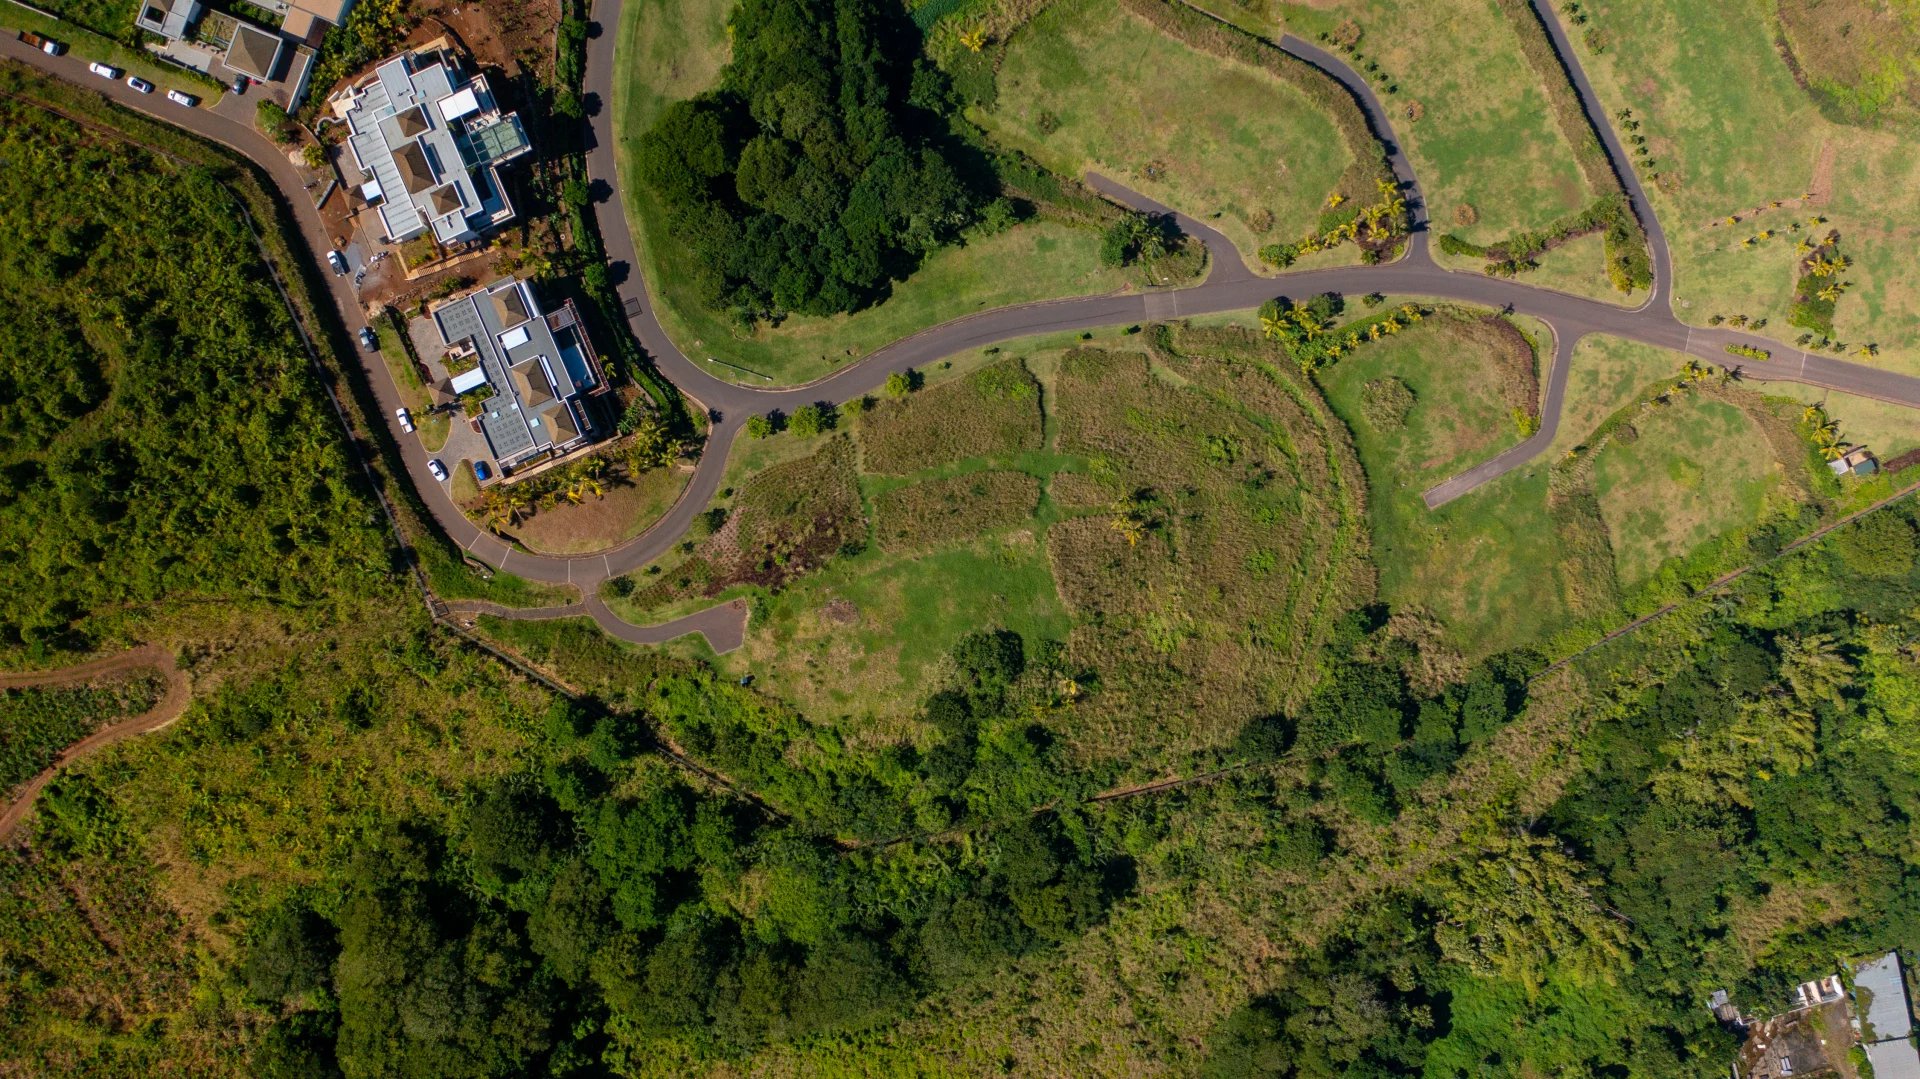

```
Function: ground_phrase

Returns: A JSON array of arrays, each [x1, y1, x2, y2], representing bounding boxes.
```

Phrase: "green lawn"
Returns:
[[980, 0, 1354, 265], [374, 324, 447, 452], [1550, 335, 1687, 454], [1592, 396, 1780, 586], [611, 0, 1135, 386], [1319, 310, 1573, 656], [1271, 0, 1594, 244], [1568, 0, 1920, 377]]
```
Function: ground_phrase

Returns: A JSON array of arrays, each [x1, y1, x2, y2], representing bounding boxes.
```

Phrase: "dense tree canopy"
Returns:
[[635, 0, 980, 319], [0, 95, 389, 656]]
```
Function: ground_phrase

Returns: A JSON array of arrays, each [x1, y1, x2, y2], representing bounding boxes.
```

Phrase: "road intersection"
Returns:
[[7, 0, 1920, 649]]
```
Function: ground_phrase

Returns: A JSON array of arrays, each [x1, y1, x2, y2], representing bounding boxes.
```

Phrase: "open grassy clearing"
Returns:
[[1592, 396, 1784, 586], [1777, 0, 1920, 128], [611, 0, 1137, 386], [978, 0, 1354, 266], [608, 321, 1373, 761], [1318, 309, 1543, 490], [1267, 0, 1594, 245], [1318, 310, 1574, 656], [1550, 335, 1689, 453], [1568, 0, 1920, 376]]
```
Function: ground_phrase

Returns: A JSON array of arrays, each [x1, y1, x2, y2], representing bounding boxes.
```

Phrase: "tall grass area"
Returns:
[[1268, 0, 1592, 244]]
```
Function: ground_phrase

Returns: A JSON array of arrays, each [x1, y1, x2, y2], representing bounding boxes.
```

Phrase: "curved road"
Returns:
[[8, 0, 1920, 649]]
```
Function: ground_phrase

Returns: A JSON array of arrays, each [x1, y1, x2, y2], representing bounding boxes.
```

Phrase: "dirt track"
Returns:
[[0, 645, 189, 841]]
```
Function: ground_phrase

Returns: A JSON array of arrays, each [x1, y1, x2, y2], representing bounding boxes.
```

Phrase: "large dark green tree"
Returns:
[[635, 0, 979, 319]]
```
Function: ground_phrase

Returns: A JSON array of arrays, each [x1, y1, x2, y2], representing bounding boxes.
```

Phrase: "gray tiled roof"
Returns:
[[431, 279, 594, 465], [342, 51, 523, 244]]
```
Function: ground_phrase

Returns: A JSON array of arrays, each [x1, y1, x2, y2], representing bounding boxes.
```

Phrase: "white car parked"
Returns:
[[427, 459, 448, 482], [395, 408, 415, 434], [126, 75, 154, 93], [88, 62, 121, 79], [165, 89, 197, 107]]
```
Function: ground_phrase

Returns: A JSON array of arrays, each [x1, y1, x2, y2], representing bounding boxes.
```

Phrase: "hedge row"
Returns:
[[1117, 0, 1395, 195]]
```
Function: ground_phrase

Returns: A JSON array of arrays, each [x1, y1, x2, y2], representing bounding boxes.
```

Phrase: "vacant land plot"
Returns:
[[982, 0, 1353, 262], [1593, 396, 1783, 585], [729, 532, 1071, 732], [1320, 312, 1577, 655], [507, 464, 690, 556], [874, 471, 1042, 553], [612, 0, 1134, 384], [1777, 0, 1920, 127], [619, 437, 865, 612], [1049, 329, 1371, 759], [1319, 311, 1541, 492], [1551, 336, 1688, 453], [1569, 0, 1920, 376], [1271, 0, 1593, 246], [859, 357, 1045, 474]]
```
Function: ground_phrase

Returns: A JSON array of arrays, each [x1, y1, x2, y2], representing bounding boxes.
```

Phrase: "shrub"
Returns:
[[884, 371, 912, 398], [745, 414, 774, 439], [1724, 344, 1771, 362], [1359, 377, 1415, 429], [256, 100, 294, 143], [788, 402, 834, 437]]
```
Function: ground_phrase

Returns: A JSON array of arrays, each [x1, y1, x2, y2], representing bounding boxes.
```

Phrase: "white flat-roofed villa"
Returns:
[[431, 278, 611, 472], [340, 45, 532, 245]]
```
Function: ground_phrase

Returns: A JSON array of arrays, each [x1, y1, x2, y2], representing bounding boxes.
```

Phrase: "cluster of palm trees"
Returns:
[[1260, 299, 1425, 371], [477, 457, 610, 534], [1801, 404, 1852, 461], [1292, 178, 1408, 260]]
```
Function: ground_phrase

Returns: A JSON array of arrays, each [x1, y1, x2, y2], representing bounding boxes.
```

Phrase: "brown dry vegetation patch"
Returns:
[[1044, 329, 1372, 761], [858, 357, 1043, 474], [872, 471, 1042, 553], [628, 438, 865, 608]]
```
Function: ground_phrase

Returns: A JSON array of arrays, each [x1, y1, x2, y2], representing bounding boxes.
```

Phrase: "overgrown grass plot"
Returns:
[[1047, 329, 1371, 760]]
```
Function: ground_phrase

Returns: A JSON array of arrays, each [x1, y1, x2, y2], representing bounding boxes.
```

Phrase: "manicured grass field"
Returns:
[[611, 0, 1135, 385], [1568, 0, 1920, 376], [1592, 396, 1780, 586], [981, 0, 1354, 264], [1270, 0, 1594, 246]]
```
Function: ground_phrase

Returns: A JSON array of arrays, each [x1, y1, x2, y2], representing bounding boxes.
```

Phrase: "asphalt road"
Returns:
[[9, 0, 1920, 648]]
